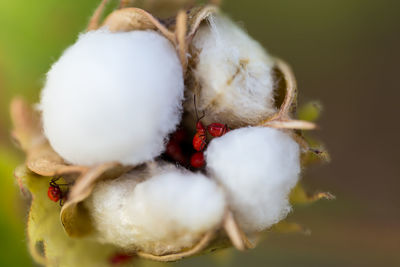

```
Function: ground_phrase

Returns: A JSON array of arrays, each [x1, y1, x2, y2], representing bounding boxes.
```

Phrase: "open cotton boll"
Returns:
[[186, 14, 276, 128], [40, 29, 184, 166], [205, 127, 300, 233], [86, 164, 226, 255]]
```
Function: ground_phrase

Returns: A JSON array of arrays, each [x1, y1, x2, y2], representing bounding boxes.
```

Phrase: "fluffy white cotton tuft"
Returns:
[[86, 164, 226, 255], [40, 29, 184, 166], [205, 127, 300, 233], [187, 15, 276, 128]]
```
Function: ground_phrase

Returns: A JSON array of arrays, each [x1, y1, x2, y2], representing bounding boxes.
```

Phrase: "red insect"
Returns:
[[48, 177, 69, 205], [207, 123, 229, 137], [47, 185, 62, 202], [166, 129, 187, 165], [196, 120, 206, 135], [170, 128, 186, 144], [193, 132, 207, 151], [190, 152, 205, 169]]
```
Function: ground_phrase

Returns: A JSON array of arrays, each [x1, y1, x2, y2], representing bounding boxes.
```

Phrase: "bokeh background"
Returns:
[[0, 0, 399, 266]]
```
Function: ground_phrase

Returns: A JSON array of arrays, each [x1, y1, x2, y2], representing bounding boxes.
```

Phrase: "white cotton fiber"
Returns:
[[205, 127, 300, 233], [187, 14, 276, 128], [86, 164, 226, 255], [40, 29, 184, 166]]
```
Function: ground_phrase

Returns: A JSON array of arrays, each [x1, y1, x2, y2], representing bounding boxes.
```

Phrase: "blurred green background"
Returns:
[[0, 0, 399, 266]]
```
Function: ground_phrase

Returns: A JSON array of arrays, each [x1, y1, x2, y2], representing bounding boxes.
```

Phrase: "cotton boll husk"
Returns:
[[40, 29, 184, 166], [186, 14, 276, 128], [85, 163, 226, 255], [205, 127, 300, 233]]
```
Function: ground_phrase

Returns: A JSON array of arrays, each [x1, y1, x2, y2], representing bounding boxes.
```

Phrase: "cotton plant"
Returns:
[[11, 0, 333, 266]]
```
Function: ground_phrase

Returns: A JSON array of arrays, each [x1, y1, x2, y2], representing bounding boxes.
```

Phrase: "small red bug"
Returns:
[[193, 132, 207, 151], [166, 139, 187, 165], [196, 120, 206, 135], [165, 129, 187, 165], [170, 128, 186, 144], [207, 123, 229, 137], [191, 152, 205, 168], [48, 186, 62, 202], [48, 177, 69, 206]]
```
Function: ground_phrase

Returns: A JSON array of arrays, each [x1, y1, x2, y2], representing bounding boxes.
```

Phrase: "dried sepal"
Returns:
[[26, 142, 88, 177], [290, 182, 335, 206], [87, 2, 219, 72], [102, 8, 175, 41], [186, 5, 219, 41], [133, 211, 251, 262], [175, 5, 219, 71], [10, 97, 44, 152], [136, 231, 215, 262], [258, 58, 316, 131], [61, 162, 132, 237], [10, 98, 87, 177], [175, 10, 189, 70], [223, 211, 255, 251], [87, 0, 175, 42], [14, 165, 29, 197]]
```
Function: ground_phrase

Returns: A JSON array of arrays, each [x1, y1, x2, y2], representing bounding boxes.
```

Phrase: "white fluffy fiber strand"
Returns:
[[206, 127, 300, 233], [190, 15, 276, 127], [86, 165, 226, 255], [40, 30, 184, 166]]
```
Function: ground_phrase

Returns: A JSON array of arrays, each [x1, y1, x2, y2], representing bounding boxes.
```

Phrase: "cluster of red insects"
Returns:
[[166, 96, 229, 169], [191, 120, 229, 168]]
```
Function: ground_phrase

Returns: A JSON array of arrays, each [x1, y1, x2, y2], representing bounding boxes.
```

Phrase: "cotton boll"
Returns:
[[186, 15, 276, 128], [86, 164, 226, 255], [205, 127, 300, 233], [40, 30, 184, 166]]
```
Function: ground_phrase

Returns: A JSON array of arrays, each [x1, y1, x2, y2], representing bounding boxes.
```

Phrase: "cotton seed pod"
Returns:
[[40, 29, 184, 166], [205, 127, 300, 233], [85, 163, 226, 256], [9, 2, 333, 265], [185, 14, 276, 128]]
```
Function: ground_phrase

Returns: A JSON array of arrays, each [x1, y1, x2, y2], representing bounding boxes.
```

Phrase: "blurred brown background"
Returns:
[[0, 0, 399, 266]]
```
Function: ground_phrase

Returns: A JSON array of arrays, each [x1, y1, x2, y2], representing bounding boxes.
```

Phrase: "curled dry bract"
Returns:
[[61, 162, 132, 237], [10, 98, 88, 177]]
